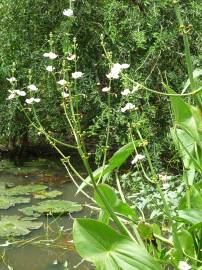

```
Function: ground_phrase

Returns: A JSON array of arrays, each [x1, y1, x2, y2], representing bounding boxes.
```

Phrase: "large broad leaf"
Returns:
[[73, 219, 162, 270], [178, 209, 202, 225], [94, 184, 137, 219], [77, 141, 140, 194], [0, 216, 42, 237]]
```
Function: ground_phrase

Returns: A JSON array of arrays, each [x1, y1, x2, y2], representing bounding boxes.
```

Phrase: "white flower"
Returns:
[[43, 52, 58, 60], [67, 54, 76, 61], [7, 90, 26, 100], [106, 63, 122, 79], [178, 261, 192, 270], [46, 65, 55, 72], [34, 98, 41, 103], [62, 92, 69, 98], [121, 63, 130, 69], [106, 63, 130, 80], [72, 71, 83, 79], [7, 92, 16, 100], [131, 154, 145, 164], [102, 87, 110, 92], [63, 9, 74, 17], [121, 88, 131, 96], [15, 90, 26, 96], [57, 79, 67, 86], [25, 97, 40, 104], [27, 84, 38, 91], [7, 77, 17, 83], [121, 102, 137, 112], [7, 265, 13, 270]]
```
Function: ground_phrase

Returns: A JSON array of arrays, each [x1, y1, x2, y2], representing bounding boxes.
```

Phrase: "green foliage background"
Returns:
[[0, 0, 202, 170]]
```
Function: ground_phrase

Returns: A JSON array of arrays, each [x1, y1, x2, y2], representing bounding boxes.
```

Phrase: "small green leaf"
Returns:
[[77, 141, 140, 194], [73, 218, 162, 270], [109, 141, 140, 168], [178, 230, 195, 258]]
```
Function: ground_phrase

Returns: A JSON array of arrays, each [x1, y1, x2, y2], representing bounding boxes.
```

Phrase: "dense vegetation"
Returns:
[[0, 0, 201, 169], [0, 0, 202, 269]]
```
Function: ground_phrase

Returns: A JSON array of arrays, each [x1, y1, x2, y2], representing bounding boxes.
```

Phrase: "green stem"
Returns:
[[136, 128, 183, 258], [174, 2, 202, 108]]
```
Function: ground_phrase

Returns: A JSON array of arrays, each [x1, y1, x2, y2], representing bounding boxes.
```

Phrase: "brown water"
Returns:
[[0, 160, 94, 270]]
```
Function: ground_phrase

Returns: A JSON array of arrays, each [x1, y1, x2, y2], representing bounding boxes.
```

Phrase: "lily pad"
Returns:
[[33, 190, 62, 199], [20, 200, 82, 217], [1, 184, 48, 196], [0, 196, 30, 209], [0, 216, 43, 237]]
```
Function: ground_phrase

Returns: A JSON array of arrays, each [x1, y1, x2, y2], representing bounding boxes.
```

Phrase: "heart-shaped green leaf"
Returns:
[[73, 218, 162, 270]]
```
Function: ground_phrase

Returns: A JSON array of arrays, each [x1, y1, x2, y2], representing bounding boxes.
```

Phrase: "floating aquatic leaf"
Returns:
[[33, 190, 62, 199], [20, 200, 82, 216], [0, 216, 43, 237], [0, 196, 30, 209], [1, 184, 48, 196]]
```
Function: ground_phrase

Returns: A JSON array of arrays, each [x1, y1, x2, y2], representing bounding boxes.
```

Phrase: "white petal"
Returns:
[[102, 87, 110, 92], [6, 77, 17, 83], [46, 65, 55, 72], [72, 71, 83, 79], [121, 63, 130, 69], [27, 84, 38, 91], [121, 89, 131, 96], [57, 79, 67, 86], [63, 9, 74, 17]]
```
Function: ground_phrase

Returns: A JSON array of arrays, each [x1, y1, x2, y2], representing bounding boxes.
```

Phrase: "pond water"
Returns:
[[0, 159, 94, 270]]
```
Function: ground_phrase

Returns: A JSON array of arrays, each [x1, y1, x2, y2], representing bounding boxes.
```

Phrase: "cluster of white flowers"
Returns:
[[102, 87, 110, 92], [178, 261, 192, 270], [131, 154, 145, 164], [72, 71, 83, 79], [106, 63, 130, 79], [121, 102, 136, 112], [43, 52, 58, 60], [7, 90, 26, 100], [63, 9, 74, 17], [25, 97, 41, 104]]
